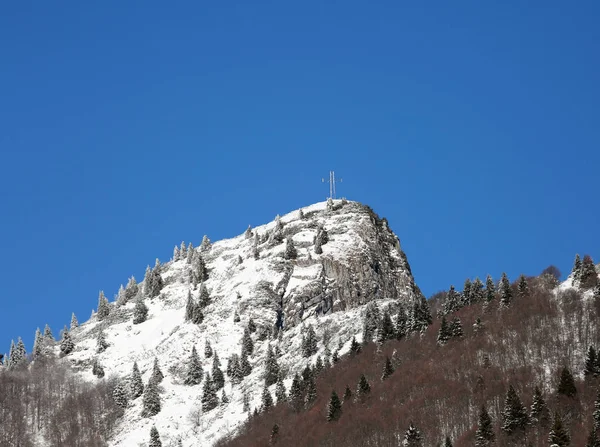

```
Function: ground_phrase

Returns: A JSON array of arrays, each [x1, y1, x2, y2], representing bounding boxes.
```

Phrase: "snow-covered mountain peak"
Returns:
[[63, 200, 419, 446]]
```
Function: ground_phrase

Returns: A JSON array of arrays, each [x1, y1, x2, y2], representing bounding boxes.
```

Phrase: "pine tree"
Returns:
[[444, 436, 453, 447], [381, 356, 394, 380], [242, 327, 254, 356], [32, 328, 43, 358], [264, 344, 280, 386], [485, 275, 496, 303], [112, 380, 129, 408], [173, 245, 180, 262], [204, 339, 213, 358], [284, 237, 297, 260], [327, 390, 342, 421], [581, 255, 598, 289], [501, 385, 530, 435], [332, 349, 340, 363], [270, 424, 280, 444], [240, 348, 252, 376], [261, 385, 274, 411], [97, 291, 110, 320], [378, 309, 395, 343], [586, 428, 600, 447], [91, 361, 103, 380], [141, 379, 161, 417], [130, 361, 144, 399], [70, 313, 79, 330], [304, 374, 317, 408], [517, 274, 530, 299], [356, 374, 371, 401], [402, 422, 423, 447], [289, 373, 303, 412], [185, 346, 203, 385], [302, 325, 318, 357], [191, 300, 204, 325], [133, 298, 149, 324], [200, 235, 211, 252], [149, 425, 162, 447], [179, 241, 187, 259], [43, 324, 54, 341], [212, 354, 225, 390], [450, 317, 463, 338], [437, 316, 451, 345], [150, 357, 164, 384], [443, 285, 461, 314], [475, 404, 495, 446], [572, 254, 583, 282], [410, 290, 432, 332], [185, 291, 194, 321], [275, 375, 287, 403], [548, 412, 570, 446], [60, 326, 74, 355], [124, 276, 139, 303], [96, 330, 108, 353], [585, 346, 599, 378], [396, 307, 408, 339], [221, 389, 229, 404], [314, 355, 324, 375], [471, 277, 484, 303], [530, 386, 550, 427], [499, 273, 512, 308], [350, 336, 361, 355], [198, 283, 210, 308], [462, 278, 472, 306], [593, 389, 600, 431], [186, 242, 194, 264], [201, 372, 218, 412], [557, 366, 577, 398]]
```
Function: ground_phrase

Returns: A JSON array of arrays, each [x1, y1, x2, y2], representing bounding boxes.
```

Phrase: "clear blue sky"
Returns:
[[1, 2, 599, 352]]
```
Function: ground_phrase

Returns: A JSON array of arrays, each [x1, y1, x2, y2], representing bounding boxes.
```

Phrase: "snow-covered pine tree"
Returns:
[[300, 325, 318, 357], [179, 241, 187, 259], [233, 309, 241, 323], [501, 385, 530, 435], [443, 285, 461, 314], [96, 291, 110, 320], [133, 297, 149, 324], [247, 317, 257, 333], [261, 385, 274, 411], [350, 336, 361, 355], [585, 346, 599, 378], [475, 404, 495, 446], [185, 291, 194, 321], [581, 255, 598, 289], [149, 425, 162, 447], [402, 422, 423, 447], [96, 330, 109, 353], [332, 349, 340, 363], [142, 379, 161, 417], [530, 385, 550, 427], [242, 327, 254, 356], [396, 306, 408, 340], [212, 354, 225, 390], [410, 291, 432, 333], [304, 374, 317, 408], [557, 366, 577, 397], [284, 237, 297, 260], [150, 357, 164, 385], [326, 390, 342, 421], [124, 276, 139, 303], [240, 349, 252, 376], [60, 326, 74, 355], [130, 361, 144, 399], [112, 380, 129, 409], [204, 339, 213, 358], [462, 278, 472, 306], [471, 277, 485, 303], [32, 328, 43, 358], [192, 254, 208, 283], [43, 324, 54, 341], [450, 317, 463, 338], [378, 309, 395, 343], [173, 245, 180, 262], [437, 317, 451, 346], [572, 254, 583, 282], [70, 312, 78, 330], [275, 375, 287, 403], [192, 300, 204, 325], [199, 283, 210, 308], [221, 389, 229, 404], [381, 356, 394, 380], [356, 374, 371, 401], [517, 274, 530, 299], [548, 412, 570, 446], [289, 373, 303, 412], [186, 242, 194, 264], [201, 372, 218, 412], [200, 235, 211, 251], [499, 272, 512, 308], [314, 355, 324, 375], [264, 344, 280, 386], [593, 389, 600, 432], [485, 275, 496, 303], [184, 346, 203, 385], [92, 358, 105, 378]]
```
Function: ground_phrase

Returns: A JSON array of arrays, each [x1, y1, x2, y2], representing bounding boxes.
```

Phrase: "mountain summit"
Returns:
[[60, 200, 421, 446]]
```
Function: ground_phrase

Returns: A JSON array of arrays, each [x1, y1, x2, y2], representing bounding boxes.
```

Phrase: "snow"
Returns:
[[60, 200, 402, 446]]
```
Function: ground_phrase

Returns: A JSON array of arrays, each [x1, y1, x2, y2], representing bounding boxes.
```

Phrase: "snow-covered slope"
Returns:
[[64, 200, 419, 446]]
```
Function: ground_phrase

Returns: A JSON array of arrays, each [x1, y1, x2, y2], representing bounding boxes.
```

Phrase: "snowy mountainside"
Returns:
[[64, 200, 419, 446]]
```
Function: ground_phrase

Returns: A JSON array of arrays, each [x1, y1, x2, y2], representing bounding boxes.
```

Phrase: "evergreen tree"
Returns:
[[192, 253, 208, 284], [381, 356, 394, 380], [112, 380, 129, 408], [264, 344, 280, 386], [191, 300, 204, 325], [475, 404, 495, 446], [142, 379, 161, 417], [581, 255, 598, 289], [587, 428, 600, 447], [221, 389, 229, 404], [501, 385, 530, 435], [499, 273, 512, 308], [230, 354, 243, 384], [133, 298, 149, 324], [593, 388, 600, 431], [198, 283, 210, 308], [186, 242, 194, 264], [97, 291, 110, 320], [200, 235, 211, 251], [350, 336, 361, 355], [284, 237, 298, 260], [242, 327, 254, 356], [204, 339, 213, 358], [548, 412, 570, 446], [485, 275, 496, 303], [185, 291, 194, 321], [314, 355, 324, 375], [96, 330, 108, 353], [248, 317, 257, 333], [517, 274, 530, 299], [149, 425, 162, 447], [150, 357, 164, 384], [302, 325, 318, 357], [462, 278, 472, 306], [233, 310, 241, 323], [557, 366, 577, 398], [443, 285, 461, 314], [444, 436, 453, 447], [378, 309, 395, 343], [304, 374, 317, 408], [362, 302, 380, 342], [530, 386, 550, 427], [437, 316, 451, 345], [43, 324, 54, 341], [32, 328, 43, 358], [125, 276, 139, 302], [270, 424, 280, 445], [402, 422, 423, 447], [93, 359, 106, 379], [261, 385, 274, 411], [356, 374, 371, 400], [572, 254, 583, 282], [60, 326, 74, 355], [585, 346, 599, 378], [289, 373, 303, 412], [130, 361, 144, 399], [471, 277, 485, 303], [343, 385, 352, 402], [201, 373, 219, 412], [184, 346, 203, 385], [180, 241, 187, 259], [70, 312, 79, 330], [240, 348, 252, 376], [327, 390, 342, 421], [212, 354, 225, 390], [410, 290, 432, 332], [275, 375, 287, 403], [116, 284, 127, 306], [332, 349, 340, 363], [173, 245, 180, 262], [396, 307, 408, 340], [450, 317, 463, 338]]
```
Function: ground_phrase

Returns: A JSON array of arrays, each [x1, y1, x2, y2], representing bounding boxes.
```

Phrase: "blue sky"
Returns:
[[1, 1, 599, 352]]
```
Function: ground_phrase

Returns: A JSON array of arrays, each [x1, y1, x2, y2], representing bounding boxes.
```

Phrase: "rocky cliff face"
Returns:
[[62, 199, 419, 446]]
